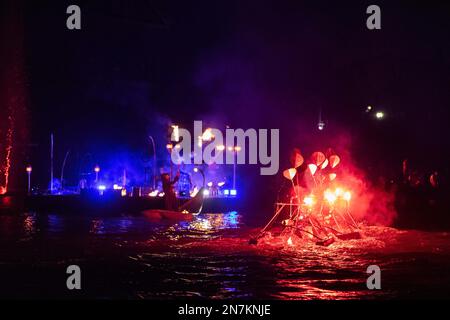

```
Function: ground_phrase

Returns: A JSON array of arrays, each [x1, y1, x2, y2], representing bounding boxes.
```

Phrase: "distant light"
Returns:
[[166, 143, 173, 150], [121, 189, 127, 197], [26, 166, 32, 173], [234, 146, 241, 152], [158, 192, 165, 197], [149, 190, 158, 197], [193, 167, 199, 173], [217, 181, 225, 187], [366, 105, 373, 113], [223, 189, 230, 196], [98, 185, 106, 191], [197, 136, 203, 148], [207, 181, 213, 187], [175, 144, 181, 149], [113, 184, 122, 190], [216, 145, 225, 151], [317, 121, 325, 131], [94, 165, 100, 173], [375, 111, 385, 119], [203, 189, 210, 196], [230, 189, 237, 196]]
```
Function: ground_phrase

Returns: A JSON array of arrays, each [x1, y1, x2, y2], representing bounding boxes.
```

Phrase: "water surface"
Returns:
[[1, 211, 450, 299]]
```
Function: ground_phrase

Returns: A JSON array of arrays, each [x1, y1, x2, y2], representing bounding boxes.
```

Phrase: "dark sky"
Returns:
[[2, 0, 450, 201]]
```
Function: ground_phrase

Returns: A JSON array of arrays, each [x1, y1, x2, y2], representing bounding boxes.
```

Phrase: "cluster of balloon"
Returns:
[[283, 150, 340, 190], [276, 150, 361, 246]]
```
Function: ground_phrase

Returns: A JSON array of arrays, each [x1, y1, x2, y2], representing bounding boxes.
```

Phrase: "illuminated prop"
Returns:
[[251, 151, 361, 246], [320, 158, 328, 169], [329, 155, 340, 168], [308, 164, 317, 176], [293, 154, 304, 168], [311, 151, 326, 166], [283, 168, 296, 181]]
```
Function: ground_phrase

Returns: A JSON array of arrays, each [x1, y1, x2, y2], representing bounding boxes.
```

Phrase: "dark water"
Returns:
[[1, 209, 450, 299]]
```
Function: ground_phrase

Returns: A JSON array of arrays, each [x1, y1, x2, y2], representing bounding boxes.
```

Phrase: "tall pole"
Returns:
[[149, 135, 156, 189], [50, 133, 54, 194], [26, 166, 32, 195], [232, 146, 240, 190], [233, 151, 236, 190], [60, 150, 70, 190]]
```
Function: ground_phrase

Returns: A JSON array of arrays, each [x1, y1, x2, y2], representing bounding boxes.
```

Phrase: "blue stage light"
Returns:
[[224, 189, 230, 196], [230, 189, 237, 196], [98, 185, 106, 191]]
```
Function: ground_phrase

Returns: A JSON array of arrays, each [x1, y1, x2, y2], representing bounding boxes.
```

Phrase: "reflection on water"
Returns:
[[170, 211, 241, 240], [23, 214, 36, 237], [0, 211, 450, 299]]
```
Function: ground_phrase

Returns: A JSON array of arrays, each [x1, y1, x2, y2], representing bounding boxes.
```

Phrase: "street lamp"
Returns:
[[318, 120, 325, 131], [375, 111, 385, 119], [26, 165, 32, 195], [94, 165, 100, 183]]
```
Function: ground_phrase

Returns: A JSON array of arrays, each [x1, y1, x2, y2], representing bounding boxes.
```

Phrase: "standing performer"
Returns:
[[161, 171, 180, 211]]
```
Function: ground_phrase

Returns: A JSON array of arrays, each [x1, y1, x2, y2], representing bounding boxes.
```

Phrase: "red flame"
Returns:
[[0, 115, 13, 195]]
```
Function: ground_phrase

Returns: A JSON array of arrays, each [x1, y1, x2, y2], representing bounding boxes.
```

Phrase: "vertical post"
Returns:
[[60, 150, 70, 191], [149, 136, 156, 189], [26, 166, 32, 195], [232, 146, 240, 191], [50, 133, 54, 194], [233, 152, 236, 190]]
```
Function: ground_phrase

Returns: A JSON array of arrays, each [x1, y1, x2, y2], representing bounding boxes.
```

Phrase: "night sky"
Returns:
[[1, 0, 450, 210]]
